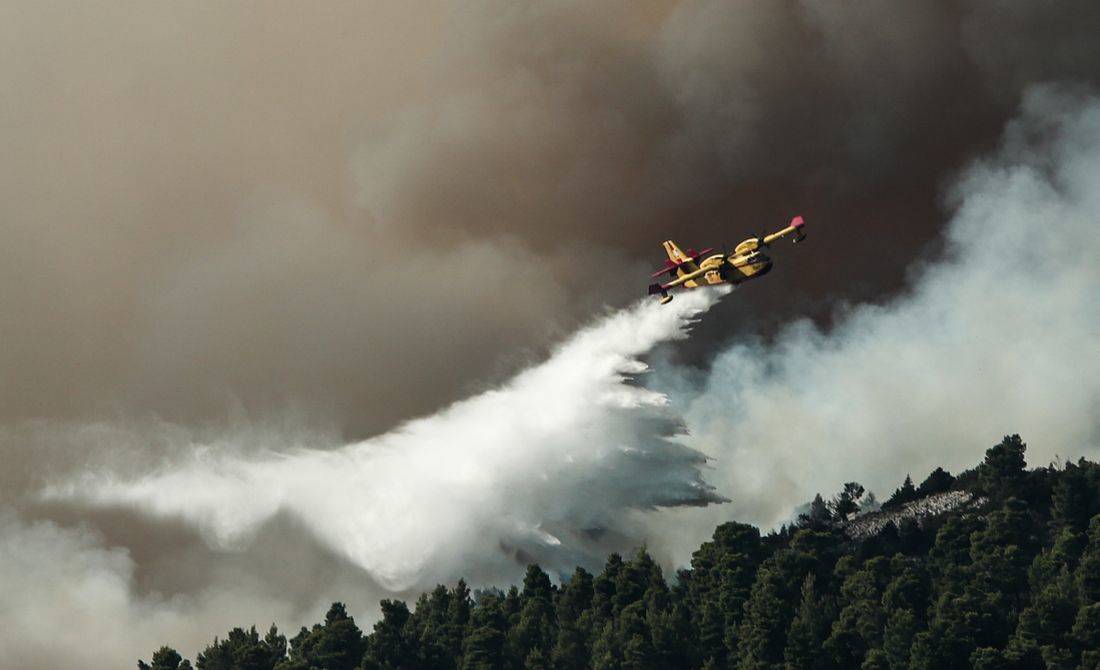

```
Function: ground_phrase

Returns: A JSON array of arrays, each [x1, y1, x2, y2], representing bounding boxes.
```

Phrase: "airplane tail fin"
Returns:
[[662, 240, 688, 263]]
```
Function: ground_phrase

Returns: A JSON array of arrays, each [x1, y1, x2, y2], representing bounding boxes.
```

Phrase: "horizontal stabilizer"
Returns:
[[651, 261, 678, 278]]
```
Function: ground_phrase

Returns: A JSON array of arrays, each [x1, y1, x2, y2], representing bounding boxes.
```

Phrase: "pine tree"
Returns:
[[139, 647, 193, 670], [410, 586, 454, 670], [1051, 461, 1092, 535], [592, 554, 624, 628], [686, 522, 764, 666], [799, 494, 833, 528], [591, 620, 621, 670], [910, 590, 994, 670], [979, 434, 1028, 501], [881, 608, 918, 670], [361, 599, 412, 670], [783, 574, 827, 670], [197, 625, 286, 670], [916, 467, 955, 497], [831, 482, 866, 520], [552, 568, 593, 670], [1077, 515, 1100, 604], [973, 499, 1038, 591], [462, 595, 506, 670], [861, 649, 890, 670], [1072, 604, 1100, 669], [1009, 569, 1077, 662], [882, 475, 917, 510], [514, 564, 556, 660], [969, 647, 1009, 670], [278, 603, 364, 670], [823, 557, 892, 668], [738, 564, 792, 670], [617, 602, 655, 670]]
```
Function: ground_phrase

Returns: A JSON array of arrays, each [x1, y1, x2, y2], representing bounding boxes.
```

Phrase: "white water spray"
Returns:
[[52, 288, 729, 591]]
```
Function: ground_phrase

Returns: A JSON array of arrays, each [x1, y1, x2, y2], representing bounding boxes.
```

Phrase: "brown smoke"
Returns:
[[2, 3, 1100, 666], [3, 1, 1100, 437]]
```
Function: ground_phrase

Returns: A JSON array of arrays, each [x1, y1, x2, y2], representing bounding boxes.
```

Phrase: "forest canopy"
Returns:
[[140, 435, 1100, 670]]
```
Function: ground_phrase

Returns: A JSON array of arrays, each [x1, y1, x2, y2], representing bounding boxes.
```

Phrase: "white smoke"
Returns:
[[50, 288, 729, 591], [641, 85, 1100, 559], [0, 510, 298, 670]]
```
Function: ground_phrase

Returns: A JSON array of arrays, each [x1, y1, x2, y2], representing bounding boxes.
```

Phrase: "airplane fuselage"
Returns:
[[667, 249, 772, 288], [649, 216, 803, 303]]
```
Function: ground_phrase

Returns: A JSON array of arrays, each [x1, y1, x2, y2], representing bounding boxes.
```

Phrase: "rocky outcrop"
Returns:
[[843, 490, 989, 540]]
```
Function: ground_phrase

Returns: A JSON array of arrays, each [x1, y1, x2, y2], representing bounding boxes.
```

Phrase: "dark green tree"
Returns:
[[551, 568, 593, 670], [880, 608, 918, 670], [910, 590, 993, 670], [361, 599, 412, 670], [462, 595, 506, 670], [882, 475, 917, 510], [737, 564, 792, 670], [970, 498, 1039, 607], [861, 648, 890, 670], [1009, 569, 1077, 664], [278, 603, 364, 670], [916, 467, 955, 497], [969, 647, 1009, 670], [1077, 515, 1100, 604], [1050, 461, 1093, 536], [799, 494, 833, 528], [978, 434, 1028, 501], [831, 482, 866, 520], [197, 625, 285, 670], [139, 647, 193, 670], [685, 522, 763, 666], [591, 620, 620, 670], [1072, 604, 1100, 669], [783, 574, 828, 670], [823, 556, 892, 668], [512, 564, 556, 661], [592, 554, 624, 628]]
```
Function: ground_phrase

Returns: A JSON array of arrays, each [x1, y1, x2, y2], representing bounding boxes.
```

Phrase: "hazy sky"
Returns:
[[5, 0, 1099, 437], [2, 2, 1100, 667]]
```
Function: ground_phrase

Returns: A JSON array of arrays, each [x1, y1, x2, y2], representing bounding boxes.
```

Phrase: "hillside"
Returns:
[[139, 435, 1100, 670], [843, 490, 989, 541]]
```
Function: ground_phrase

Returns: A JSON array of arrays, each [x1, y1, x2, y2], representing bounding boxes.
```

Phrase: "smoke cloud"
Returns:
[[4, 1, 1100, 435], [0, 510, 299, 670], [642, 85, 1100, 561], [19, 87, 1100, 669], [4, 2, 1100, 668]]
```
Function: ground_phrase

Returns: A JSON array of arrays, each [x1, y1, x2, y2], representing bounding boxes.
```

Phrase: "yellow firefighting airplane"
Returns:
[[648, 216, 806, 304]]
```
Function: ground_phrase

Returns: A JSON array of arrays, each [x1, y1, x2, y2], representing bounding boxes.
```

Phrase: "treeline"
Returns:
[[140, 435, 1100, 669]]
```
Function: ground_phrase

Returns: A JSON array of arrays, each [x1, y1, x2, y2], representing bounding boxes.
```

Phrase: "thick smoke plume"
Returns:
[[19, 88, 1100, 670], [642, 86, 1100, 561], [4, 1, 1100, 436], [4, 3, 1100, 668], [52, 289, 728, 592]]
